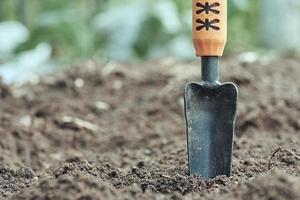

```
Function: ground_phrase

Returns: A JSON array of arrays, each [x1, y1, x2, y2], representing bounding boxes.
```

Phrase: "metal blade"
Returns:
[[184, 82, 238, 179]]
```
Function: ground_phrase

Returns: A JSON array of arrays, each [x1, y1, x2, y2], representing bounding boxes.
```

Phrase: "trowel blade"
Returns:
[[184, 82, 238, 179]]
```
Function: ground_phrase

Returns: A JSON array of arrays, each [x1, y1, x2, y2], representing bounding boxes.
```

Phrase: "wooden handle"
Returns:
[[192, 0, 227, 56]]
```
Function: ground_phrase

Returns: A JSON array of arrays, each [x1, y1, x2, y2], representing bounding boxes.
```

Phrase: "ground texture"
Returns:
[[0, 56, 299, 199]]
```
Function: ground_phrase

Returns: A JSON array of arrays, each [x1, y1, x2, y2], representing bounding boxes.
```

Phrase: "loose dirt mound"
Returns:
[[0, 56, 299, 199]]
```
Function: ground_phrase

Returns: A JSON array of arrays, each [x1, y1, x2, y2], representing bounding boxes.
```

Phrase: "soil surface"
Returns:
[[0, 55, 299, 199]]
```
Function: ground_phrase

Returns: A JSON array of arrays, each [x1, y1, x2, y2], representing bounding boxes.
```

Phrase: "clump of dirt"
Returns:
[[0, 56, 299, 199], [0, 165, 34, 198], [209, 170, 300, 200]]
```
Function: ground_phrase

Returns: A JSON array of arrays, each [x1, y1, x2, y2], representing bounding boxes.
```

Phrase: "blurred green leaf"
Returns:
[[1, 0, 261, 63]]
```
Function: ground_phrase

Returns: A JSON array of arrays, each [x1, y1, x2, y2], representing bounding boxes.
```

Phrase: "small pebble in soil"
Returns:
[[137, 161, 145, 168], [74, 78, 84, 88]]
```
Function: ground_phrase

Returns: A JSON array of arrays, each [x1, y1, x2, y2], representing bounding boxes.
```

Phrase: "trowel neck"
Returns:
[[201, 56, 219, 83]]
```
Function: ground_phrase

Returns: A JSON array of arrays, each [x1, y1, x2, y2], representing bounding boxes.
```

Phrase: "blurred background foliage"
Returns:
[[0, 0, 259, 62], [0, 0, 299, 84]]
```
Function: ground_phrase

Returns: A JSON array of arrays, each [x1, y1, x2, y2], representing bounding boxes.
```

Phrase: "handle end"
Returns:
[[192, 0, 227, 57]]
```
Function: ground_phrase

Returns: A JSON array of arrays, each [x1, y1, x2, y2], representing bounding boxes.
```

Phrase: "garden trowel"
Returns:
[[184, 0, 238, 179]]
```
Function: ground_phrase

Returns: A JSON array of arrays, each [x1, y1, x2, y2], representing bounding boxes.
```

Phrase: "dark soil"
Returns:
[[0, 56, 299, 200]]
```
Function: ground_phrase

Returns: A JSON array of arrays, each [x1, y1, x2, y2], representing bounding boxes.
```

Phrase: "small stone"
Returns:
[[132, 167, 137, 174], [137, 161, 145, 168], [74, 78, 84, 88], [144, 149, 153, 156], [19, 115, 32, 127], [94, 101, 110, 111]]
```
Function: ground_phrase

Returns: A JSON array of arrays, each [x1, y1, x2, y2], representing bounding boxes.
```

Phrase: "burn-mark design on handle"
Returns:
[[196, 2, 220, 14], [196, 18, 220, 31], [195, 2, 221, 31]]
